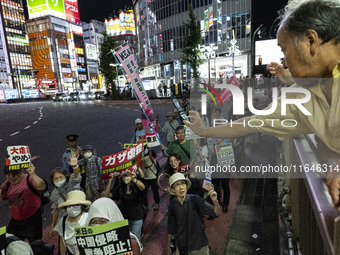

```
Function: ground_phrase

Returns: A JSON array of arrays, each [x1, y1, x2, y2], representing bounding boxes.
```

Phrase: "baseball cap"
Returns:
[[135, 118, 142, 124]]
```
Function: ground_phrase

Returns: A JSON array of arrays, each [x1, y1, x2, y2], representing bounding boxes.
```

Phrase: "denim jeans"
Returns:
[[129, 219, 143, 241]]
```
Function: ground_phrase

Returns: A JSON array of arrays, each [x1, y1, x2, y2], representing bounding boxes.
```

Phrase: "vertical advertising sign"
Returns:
[[64, 0, 80, 24], [85, 43, 98, 61], [28, 0, 66, 20], [116, 45, 160, 147], [204, 6, 213, 32]]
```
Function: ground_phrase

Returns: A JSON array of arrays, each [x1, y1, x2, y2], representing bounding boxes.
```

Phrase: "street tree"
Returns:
[[181, 4, 206, 80], [99, 32, 120, 99]]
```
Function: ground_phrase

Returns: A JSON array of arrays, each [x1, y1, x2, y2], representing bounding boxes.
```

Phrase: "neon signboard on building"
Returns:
[[64, 0, 80, 24], [105, 10, 136, 37]]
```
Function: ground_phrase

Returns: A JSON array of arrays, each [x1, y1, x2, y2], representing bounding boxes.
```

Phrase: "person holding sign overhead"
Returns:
[[86, 197, 143, 254], [1, 157, 46, 242], [104, 172, 145, 241]]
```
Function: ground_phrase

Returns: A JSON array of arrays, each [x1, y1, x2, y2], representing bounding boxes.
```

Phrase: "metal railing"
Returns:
[[284, 134, 340, 255]]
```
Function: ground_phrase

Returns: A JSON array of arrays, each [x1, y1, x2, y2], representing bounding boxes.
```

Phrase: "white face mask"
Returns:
[[54, 179, 66, 188], [84, 152, 92, 158], [122, 176, 131, 184], [67, 205, 82, 217]]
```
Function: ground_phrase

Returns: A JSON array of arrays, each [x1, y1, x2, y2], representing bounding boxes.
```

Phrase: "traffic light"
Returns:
[[259, 58, 262, 65]]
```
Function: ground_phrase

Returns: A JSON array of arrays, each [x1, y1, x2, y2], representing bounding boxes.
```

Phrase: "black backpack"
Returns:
[[6, 175, 50, 211]]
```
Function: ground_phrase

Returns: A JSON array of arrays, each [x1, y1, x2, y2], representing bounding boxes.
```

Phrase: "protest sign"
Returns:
[[202, 158, 213, 191], [5, 145, 31, 172], [115, 45, 160, 147], [215, 143, 235, 165], [101, 143, 143, 180], [123, 142, 147, 150], [74, 220, 132, 255], [178, 163, 191, 177], [218, 75, 240, 104], [0, 226, 6, 252]]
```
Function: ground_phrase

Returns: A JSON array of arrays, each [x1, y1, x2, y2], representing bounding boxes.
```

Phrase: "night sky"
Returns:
[[78, 0, 133, 22]]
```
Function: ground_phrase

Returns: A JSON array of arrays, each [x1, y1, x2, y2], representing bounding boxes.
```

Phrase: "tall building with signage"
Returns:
[[0, 0, 35, 90], [105, 10, 137, 89], [82, 20, 106, 89], [133, 0, 252, 90], [26, 0, 88, 93]]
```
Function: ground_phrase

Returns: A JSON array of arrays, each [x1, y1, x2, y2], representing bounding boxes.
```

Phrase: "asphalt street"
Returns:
[[0, 99, 174, 229]]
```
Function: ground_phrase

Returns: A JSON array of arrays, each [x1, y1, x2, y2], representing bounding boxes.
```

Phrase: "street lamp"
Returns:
[[109, 63, 119, 86], [252, 24, 263, 76]]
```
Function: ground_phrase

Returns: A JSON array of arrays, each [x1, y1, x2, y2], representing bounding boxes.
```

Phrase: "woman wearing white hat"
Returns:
[[54, 190, 91, 255], [86, 197, 143, 254]]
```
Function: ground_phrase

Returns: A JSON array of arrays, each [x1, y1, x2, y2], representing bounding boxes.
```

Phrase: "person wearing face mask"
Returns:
[[86, 198, 143, 255], [104, 172, 145, 241], [75, 145, 103, 202], [49, 162, 81, 238], [54, 190, 91, 255]]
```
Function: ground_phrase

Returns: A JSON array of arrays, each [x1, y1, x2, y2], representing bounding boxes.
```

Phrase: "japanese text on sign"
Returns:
[[115, 45, 160, 148], [101, 143, 143, 180], [74, 220, 133, 255], [5, 145, 31, 172]]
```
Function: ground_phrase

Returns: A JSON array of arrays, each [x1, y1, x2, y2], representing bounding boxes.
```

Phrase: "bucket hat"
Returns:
[[58, 190, 91, 208], [169, 173, 191, 195]]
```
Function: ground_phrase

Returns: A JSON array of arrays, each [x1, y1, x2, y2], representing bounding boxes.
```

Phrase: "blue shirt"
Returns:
[[131, 128, 146, 144], [62, 147, 82, 171]]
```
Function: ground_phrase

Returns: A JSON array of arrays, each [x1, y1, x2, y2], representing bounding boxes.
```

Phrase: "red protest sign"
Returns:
[[101, 143, 144, 180], [179, 163, 191, 177]]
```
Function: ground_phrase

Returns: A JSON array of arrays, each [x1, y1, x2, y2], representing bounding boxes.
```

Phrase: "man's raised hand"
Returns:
[[183, 111, 205, 136], [68, 151, 79, 167]]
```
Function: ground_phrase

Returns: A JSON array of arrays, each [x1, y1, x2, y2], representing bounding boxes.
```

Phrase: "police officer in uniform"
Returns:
[[62, 134, 85, 189]]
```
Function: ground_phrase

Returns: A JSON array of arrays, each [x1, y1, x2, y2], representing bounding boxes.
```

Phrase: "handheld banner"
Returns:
[[202, 158, 213, 191], [115, 45, 160, 147], [0, 226, 6, 251], [101, 143, 143, 180], [215, 143, 235, 165], [5, 145, 31, 172], [218, 75, 240, 104], [74, 220, 133, 255]]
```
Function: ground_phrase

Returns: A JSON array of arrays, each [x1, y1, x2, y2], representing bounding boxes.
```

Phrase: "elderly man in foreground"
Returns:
[[185, 0, 340, 208]]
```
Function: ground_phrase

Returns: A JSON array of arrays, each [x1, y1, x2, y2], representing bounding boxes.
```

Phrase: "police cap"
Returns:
[[66, 134, 78, 142]]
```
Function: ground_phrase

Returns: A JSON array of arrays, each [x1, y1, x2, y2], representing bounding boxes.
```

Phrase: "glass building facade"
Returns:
[[134, 0, 251, 90], [0, 0, 35, 89]]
